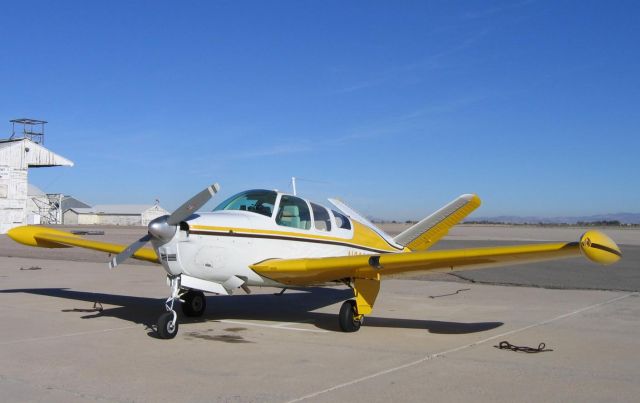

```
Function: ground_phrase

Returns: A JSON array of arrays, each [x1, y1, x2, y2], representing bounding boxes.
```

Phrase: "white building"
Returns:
[[0, 138, 73, 233], [63, 204, 169, 226]]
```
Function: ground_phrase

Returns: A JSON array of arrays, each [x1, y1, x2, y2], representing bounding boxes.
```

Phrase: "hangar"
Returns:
[[63, 204, 169, 226]]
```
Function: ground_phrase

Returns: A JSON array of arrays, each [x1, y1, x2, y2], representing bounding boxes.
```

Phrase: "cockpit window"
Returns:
[[276, 195, 311, 230], [213, 190, 277, 217], [311, 203, 331, 231], [332, 210, 351, 230]]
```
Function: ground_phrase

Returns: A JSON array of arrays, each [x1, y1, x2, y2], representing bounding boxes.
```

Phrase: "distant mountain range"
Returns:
[[465, 213, 640, 225]]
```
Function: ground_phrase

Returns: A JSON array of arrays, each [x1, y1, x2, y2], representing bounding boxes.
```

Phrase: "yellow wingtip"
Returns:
[[579, 230, 622, 265], [8, 225, 78, 248]]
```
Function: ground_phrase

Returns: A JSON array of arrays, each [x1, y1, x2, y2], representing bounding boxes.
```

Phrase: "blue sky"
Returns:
[[1, 1, 638, 220]]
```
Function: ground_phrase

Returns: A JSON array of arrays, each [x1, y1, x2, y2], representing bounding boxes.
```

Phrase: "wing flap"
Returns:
[[8, 226, 159, 264], [251, 230, 620, 285]]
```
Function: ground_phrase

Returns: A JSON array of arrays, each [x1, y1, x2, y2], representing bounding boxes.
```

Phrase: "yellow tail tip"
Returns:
[[579, 230, 622, 265]]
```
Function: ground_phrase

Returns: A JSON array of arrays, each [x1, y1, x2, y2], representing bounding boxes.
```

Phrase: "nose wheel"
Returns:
[[157, 276, 180, 339], [157, 311, 179, 339]]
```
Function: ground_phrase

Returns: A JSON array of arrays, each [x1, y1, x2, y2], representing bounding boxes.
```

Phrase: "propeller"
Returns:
[[109, 183, 220, 269]]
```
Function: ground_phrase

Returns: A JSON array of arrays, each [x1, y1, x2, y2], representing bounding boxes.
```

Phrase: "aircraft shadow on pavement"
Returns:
[[1, 287, 503, 335]]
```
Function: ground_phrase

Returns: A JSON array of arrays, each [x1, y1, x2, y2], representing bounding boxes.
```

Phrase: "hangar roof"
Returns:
[[66, 204, 168, 216], [0, 138, 73, 168]]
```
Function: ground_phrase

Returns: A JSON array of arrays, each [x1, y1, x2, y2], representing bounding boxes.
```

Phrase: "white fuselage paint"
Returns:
[[152, 210, 380, 292]]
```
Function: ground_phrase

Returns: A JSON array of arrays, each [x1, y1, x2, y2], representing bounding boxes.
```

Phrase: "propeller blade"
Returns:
[[167, 183, 220, 225], [109, 234, 152, 269]]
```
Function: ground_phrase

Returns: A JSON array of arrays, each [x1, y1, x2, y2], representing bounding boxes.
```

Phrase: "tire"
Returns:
[[157, 311, 179, 339], [182, 290, 206, 317], [339, 300, 362, 332]]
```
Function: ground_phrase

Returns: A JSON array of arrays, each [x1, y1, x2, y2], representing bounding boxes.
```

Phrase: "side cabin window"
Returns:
[[213, 190, 277, 217], [276, 195, 311, 230], [311, 203, 331, 232], [332, 210, 351, 230]]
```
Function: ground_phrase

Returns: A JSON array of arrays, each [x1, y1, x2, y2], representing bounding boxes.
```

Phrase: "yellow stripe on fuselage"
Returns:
[[190, 221, 404, 253]]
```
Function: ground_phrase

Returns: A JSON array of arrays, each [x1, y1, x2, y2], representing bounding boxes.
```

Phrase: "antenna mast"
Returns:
[[291, 177, 297, 196]]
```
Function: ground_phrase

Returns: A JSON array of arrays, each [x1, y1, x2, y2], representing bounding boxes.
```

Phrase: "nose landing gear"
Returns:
[[157, 276, 180, 339]]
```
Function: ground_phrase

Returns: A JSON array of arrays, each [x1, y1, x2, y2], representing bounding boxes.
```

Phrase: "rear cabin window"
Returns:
[[276, 195, 311, 230], [332, 210, 351, 230], [311, 203, 331, 232], [213, 190, 277, 217]]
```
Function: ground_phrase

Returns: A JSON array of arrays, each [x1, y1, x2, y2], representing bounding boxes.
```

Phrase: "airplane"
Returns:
[[8, 183, 622, 339]]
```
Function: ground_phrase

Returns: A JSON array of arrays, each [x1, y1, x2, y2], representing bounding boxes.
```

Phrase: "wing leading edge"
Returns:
[[251, 230, 621, 285], [8, 226, 159, 264]]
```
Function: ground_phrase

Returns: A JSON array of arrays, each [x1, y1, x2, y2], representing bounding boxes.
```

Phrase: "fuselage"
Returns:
[[152, 189, 404, 290]]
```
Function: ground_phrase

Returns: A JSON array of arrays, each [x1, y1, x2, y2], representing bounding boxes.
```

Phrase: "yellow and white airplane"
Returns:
[[8, 184, 622, 339]]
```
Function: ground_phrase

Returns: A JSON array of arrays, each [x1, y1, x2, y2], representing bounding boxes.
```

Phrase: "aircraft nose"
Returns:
[[148, 215, 177, 242]]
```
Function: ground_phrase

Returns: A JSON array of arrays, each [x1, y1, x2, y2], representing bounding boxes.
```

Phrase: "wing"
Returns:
[[7, 226, 159, 264], [251, 230, 621, 285]]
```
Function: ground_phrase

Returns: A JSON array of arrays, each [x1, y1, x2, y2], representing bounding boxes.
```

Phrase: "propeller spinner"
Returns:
[[109, 183, 220, 269]]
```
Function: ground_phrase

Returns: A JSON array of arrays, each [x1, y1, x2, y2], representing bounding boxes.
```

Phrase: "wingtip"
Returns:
[[579, 230, 622, 265]]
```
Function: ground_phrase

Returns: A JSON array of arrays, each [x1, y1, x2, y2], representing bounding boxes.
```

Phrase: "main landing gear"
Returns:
[[156, 278, 207, 339], [338, 275, 381, 333], [156, 276, 381, 338], [339, 300, 362, 332], [181, 290, 206, 317]]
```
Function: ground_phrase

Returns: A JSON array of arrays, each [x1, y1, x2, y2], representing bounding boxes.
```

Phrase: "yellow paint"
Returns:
[[407, 194, 481, 251], [579, 230, 621, 265], [353, 275, 380, 315], [8, 225, 159, 264], [191, 221, 402, 252], [350, 221, 404, 252], [8, 225, 79, 248], [250, 233, 622, 285]]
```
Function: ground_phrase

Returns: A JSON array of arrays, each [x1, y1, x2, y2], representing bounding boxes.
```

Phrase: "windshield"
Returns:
[[213, 189, 277, 217]]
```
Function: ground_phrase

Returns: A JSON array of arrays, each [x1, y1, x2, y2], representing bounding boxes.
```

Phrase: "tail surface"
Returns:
[[394, 194, 481, 251]]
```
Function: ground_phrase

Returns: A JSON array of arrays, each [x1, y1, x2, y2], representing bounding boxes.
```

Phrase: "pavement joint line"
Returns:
[[0, 325, 140, 345], [219, 319, 329, 333], [272, 319, 315, 328], [287, 292, 638, 403]]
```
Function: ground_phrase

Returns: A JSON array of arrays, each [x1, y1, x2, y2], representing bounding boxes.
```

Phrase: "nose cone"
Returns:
[[148, 215, 176, 242], [579, 230, 622, 265]]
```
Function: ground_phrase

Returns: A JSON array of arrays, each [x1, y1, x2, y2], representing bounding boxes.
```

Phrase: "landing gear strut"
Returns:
[[157, 276, 180, 339], [338, 276, 381, 333]]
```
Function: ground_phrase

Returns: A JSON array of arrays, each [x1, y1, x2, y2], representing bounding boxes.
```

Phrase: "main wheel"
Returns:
[[182, 290, 206, 317], [339, 300, 362, 332], [157, 311, 179, 339]]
